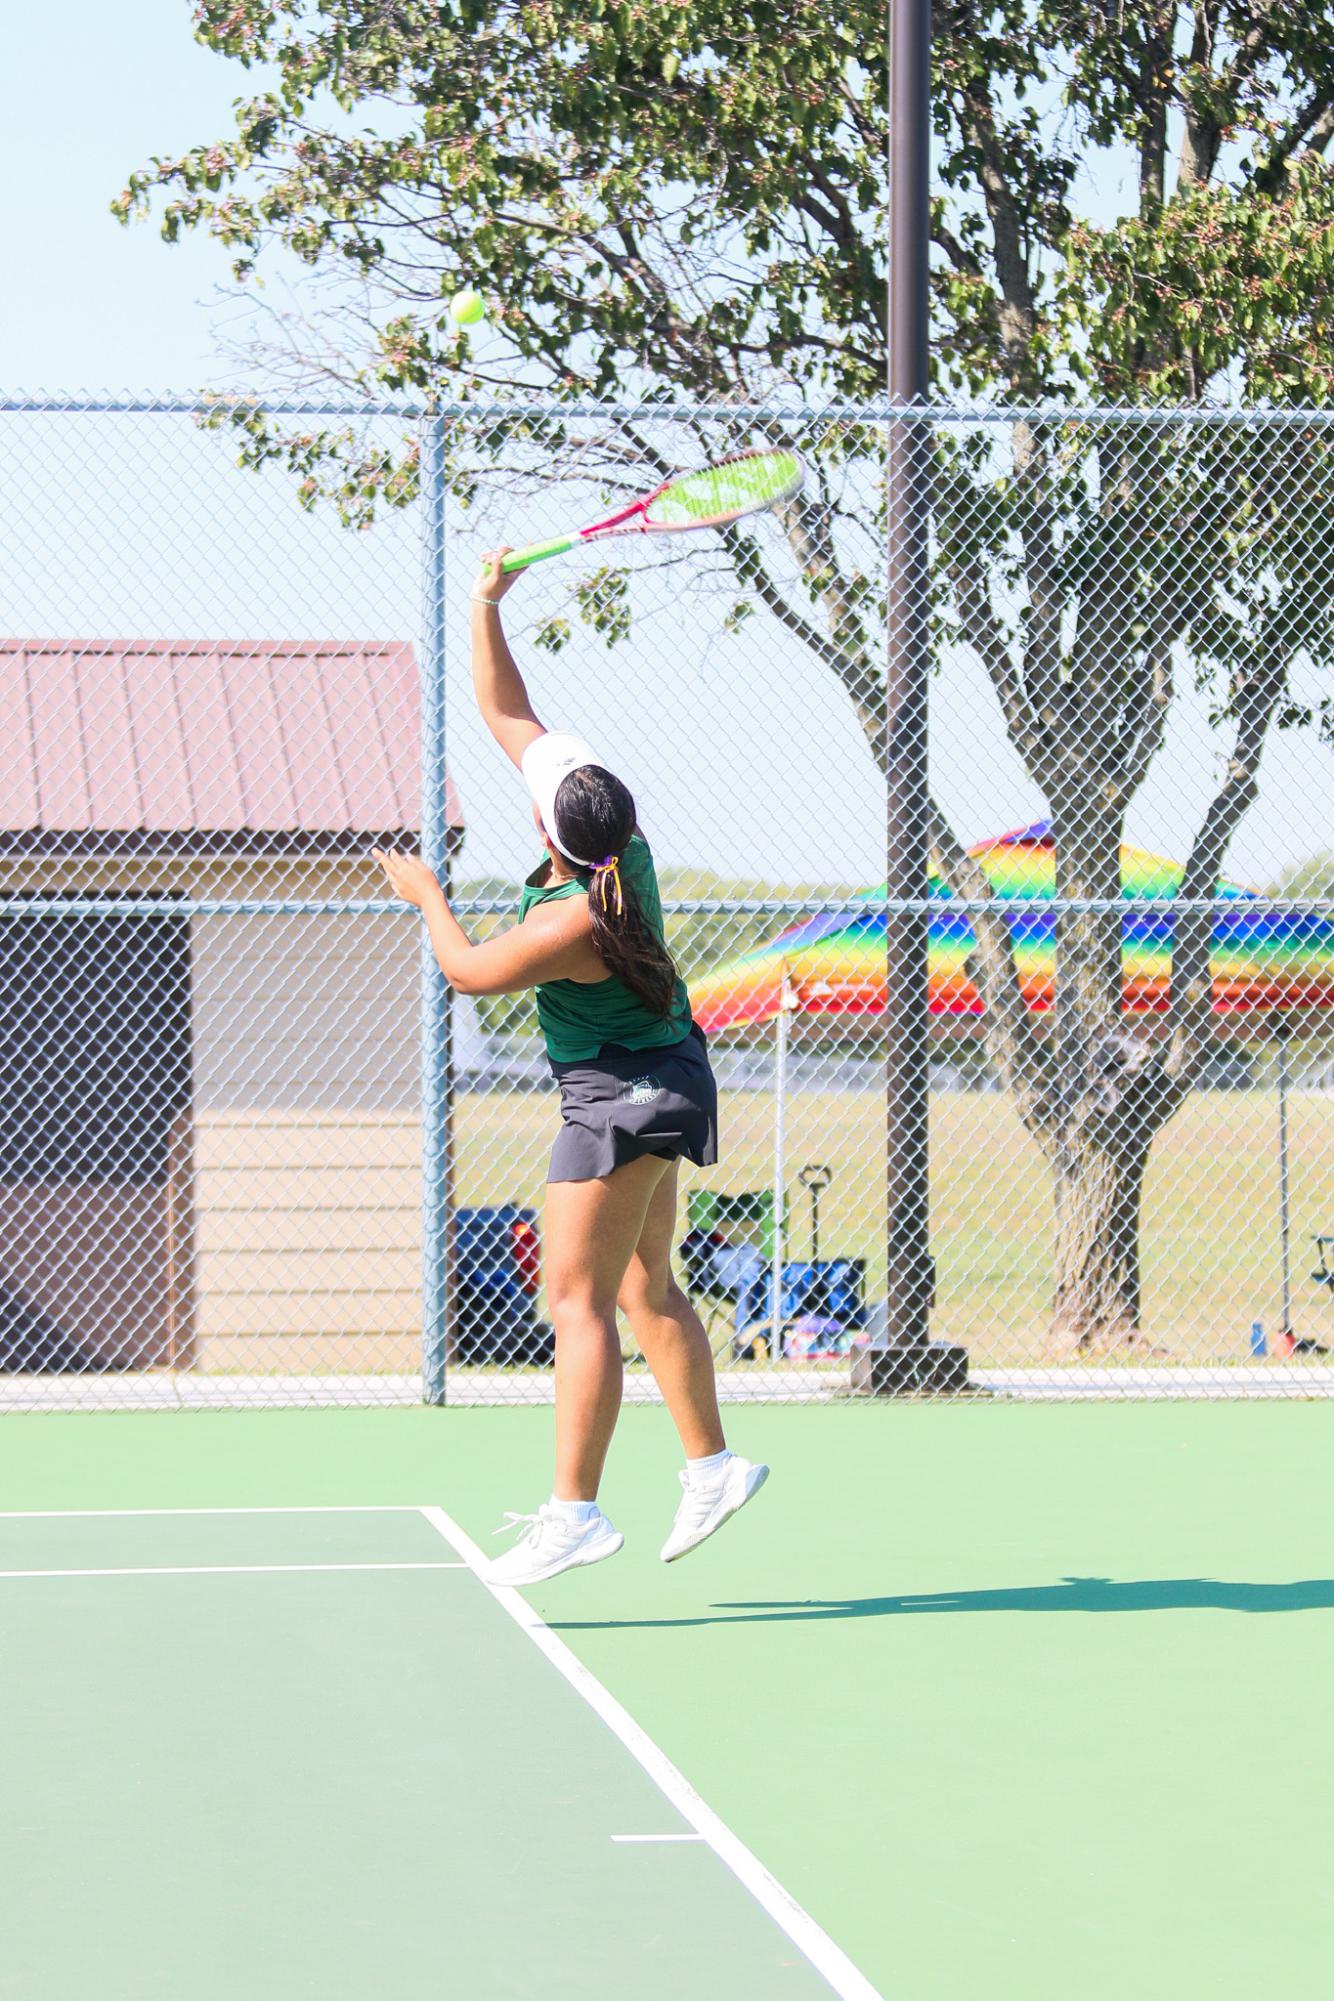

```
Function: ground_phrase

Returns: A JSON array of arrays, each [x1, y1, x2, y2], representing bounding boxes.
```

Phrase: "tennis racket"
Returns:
[[499, 447, 804, 573]]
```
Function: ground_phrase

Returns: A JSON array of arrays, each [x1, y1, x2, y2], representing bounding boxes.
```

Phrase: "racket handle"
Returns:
[[501, 533, 580, 572]]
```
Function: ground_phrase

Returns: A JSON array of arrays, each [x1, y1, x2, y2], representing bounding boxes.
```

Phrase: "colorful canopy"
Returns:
[[690, 820, 1334, 1036]]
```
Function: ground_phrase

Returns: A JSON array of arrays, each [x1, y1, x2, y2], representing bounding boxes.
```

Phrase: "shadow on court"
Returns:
[[552, 1575, 1334, 1629]]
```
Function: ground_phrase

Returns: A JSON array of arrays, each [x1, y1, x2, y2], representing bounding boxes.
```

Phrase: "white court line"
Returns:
[[0, 1505, 423, 1519], [418, 1505, 885, 2001], [0, 1561, 467, 1580]]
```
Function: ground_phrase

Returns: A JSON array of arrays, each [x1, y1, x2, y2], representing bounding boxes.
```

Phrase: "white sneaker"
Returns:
[[660, 1455, 769, 1563], [483, 1504, 624, 1588]]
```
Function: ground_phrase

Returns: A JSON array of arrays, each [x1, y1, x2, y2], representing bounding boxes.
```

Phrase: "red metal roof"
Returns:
[[0, 640, 463, 841]]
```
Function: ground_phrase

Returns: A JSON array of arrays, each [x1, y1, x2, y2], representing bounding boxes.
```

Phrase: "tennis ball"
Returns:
[[449, 288, 486, 327]]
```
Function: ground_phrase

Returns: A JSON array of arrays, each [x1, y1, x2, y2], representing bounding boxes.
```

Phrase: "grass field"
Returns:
[[458, 1085, 1334, 1366], [169, 1082, 1332, 1381]]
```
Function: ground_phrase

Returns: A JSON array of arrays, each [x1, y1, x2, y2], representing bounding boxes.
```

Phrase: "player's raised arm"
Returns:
[[470, 548, 546, 769]]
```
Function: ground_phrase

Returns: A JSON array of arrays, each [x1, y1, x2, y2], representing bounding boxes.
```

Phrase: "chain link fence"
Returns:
[[2, 395, 1333, 1408]]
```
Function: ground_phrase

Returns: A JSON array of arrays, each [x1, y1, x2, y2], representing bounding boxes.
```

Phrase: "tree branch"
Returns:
[[932, 218, 984, 280], [1252, 89, 1334, 192], [1163, 636, 1288, 1081], [1118, 638, 1175, 795], [1180, 0, 1277, 188], [1011, 424, 1066, 726], [1136, 4, 1174, 216], [959, 75, 1040, 389], [926, 797, 1053, 1129], [944, 552, 1051, 777], [744, 502, 886, 758]]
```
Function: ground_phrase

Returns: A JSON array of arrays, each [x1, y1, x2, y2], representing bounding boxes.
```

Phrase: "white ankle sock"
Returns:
[[686, 1449, 732, 1483], [549, 1495, 598, 1523]]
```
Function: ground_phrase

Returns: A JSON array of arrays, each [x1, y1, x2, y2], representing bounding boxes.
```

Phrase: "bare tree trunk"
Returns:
[[1050, 1118, 1152, 1351], [1050, 787, 1127, 1100], [1043, 778, 1163, 1347]]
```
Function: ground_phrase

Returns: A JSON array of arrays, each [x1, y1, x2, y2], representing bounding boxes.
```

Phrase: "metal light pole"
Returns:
[[854, 0, 969, 1393]]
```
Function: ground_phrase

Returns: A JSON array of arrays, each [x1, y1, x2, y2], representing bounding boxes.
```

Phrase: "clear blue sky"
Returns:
[[1, 0, 272, 385], [1, 5, 1329, 889]]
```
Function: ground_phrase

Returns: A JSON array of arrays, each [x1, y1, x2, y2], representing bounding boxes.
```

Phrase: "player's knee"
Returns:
[[618, 1259, 674, 1317], [547, 1270, 616, 1324]]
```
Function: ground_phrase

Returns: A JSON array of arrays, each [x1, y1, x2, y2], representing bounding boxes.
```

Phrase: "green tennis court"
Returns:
[[5, 1401, 1333, 1999]]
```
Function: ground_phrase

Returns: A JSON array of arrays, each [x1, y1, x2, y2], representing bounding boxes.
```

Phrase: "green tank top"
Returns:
[[519, 834, 693, 1063]]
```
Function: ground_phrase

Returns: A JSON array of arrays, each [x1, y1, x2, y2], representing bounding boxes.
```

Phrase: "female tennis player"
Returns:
[[374, 549, 767, 1586]]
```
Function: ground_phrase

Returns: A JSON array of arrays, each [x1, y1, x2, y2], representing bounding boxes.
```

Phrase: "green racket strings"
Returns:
[[644, 450, 803, 526]]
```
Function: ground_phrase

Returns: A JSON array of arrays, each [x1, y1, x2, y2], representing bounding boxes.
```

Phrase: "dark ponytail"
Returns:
[[553, 767, 679, 1018]]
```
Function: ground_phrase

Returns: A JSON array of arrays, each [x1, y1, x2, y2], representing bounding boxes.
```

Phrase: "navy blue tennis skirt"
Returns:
[[547, 1023, 719, 1183]]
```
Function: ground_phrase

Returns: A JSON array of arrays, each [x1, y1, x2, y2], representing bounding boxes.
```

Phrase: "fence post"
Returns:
[[420, 414, 453, 1405], [1277, 1021, 1294, 1345]]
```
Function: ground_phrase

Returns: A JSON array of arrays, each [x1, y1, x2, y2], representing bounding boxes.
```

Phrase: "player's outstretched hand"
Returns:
[[373, 847, 443, 909], [472, 547, 519, 602]]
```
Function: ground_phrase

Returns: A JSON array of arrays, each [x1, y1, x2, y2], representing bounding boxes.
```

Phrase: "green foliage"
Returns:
[[1064, 165, 1334, 405], [114, 4, 1334, 578], [574, 566, 631, 647], [1269, 853, 1334, 900], [115, 0, 1334, 847], [117, 0, 886, 403]]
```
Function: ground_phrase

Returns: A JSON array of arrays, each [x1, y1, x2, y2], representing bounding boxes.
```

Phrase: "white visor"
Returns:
[[521, 730, 609, 866]]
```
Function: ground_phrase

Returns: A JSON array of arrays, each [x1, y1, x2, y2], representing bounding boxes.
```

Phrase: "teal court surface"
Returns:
[[4, 1401, 1334, 1999], [3, 1501, 857, 1999]]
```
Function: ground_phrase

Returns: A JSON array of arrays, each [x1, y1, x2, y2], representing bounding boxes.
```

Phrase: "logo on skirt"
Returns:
[[625, 1074, 663, 1105]]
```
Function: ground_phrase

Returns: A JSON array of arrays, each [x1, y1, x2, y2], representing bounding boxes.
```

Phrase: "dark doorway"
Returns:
[[0, 908, 193, 1371]]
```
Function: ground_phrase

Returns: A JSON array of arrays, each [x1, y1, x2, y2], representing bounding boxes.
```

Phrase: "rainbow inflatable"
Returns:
[[690, 820, 1334, 1036]]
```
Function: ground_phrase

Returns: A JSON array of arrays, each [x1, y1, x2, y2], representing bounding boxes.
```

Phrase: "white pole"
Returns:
[[772, 970, 789, 1362], [1278, 1030, 1293, 1338]]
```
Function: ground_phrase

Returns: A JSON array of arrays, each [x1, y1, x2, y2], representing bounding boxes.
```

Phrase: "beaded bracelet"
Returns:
[[470, 594, 503, 606]]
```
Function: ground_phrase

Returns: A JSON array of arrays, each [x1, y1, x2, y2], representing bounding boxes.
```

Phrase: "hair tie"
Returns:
[[592, 853, 623, 918]]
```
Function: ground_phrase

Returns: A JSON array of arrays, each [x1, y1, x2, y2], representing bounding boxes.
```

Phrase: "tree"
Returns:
[[117, 1, 1334, 1346]]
